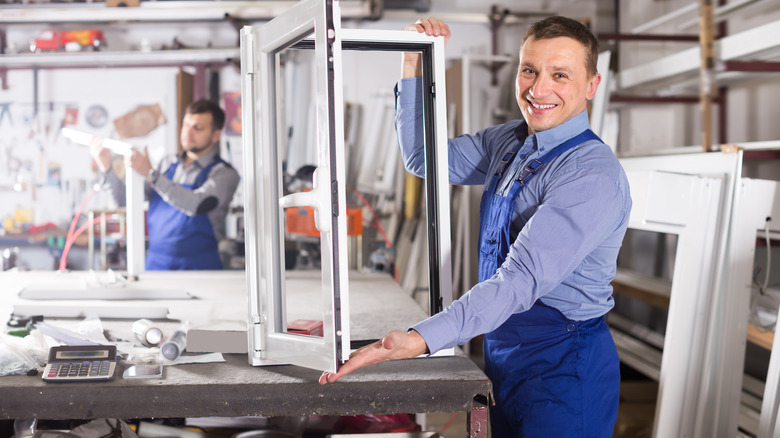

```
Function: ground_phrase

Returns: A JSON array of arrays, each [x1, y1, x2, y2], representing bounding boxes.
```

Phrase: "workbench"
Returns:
[[0, 270, 491, 436]]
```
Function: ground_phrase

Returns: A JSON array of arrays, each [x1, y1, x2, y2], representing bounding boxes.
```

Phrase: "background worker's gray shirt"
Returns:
[[101, 147, 240, 242]]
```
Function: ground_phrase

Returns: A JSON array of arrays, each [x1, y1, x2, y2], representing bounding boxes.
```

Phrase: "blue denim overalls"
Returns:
[[478, 129, 620, 437], [145, 159, 225, 270]]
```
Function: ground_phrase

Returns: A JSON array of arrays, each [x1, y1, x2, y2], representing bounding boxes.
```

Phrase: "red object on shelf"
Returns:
[[31, 29, 105, 52], [286, 319, 323, 337], [28, 222, 57, 234]]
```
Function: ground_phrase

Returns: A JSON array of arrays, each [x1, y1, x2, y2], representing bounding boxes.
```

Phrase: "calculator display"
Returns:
[[55, 350, 109, 359]]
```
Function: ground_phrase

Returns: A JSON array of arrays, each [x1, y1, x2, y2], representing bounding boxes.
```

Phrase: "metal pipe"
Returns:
[[0, 48, 240, 69], [722, 61, 780, 72], [598, 33, 698, 42], [610, 94, 706, 104]]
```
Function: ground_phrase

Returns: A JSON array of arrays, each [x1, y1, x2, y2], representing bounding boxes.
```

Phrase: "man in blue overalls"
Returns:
[[321, 16, 632, 437], [91, 99, 240, 270]]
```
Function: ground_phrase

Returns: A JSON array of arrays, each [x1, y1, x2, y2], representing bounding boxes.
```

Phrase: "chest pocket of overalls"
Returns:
[[479, 225, 502, 260]]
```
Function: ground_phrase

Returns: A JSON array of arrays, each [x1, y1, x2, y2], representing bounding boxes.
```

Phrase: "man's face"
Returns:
[[180, 112, 221, 155], [515, 36, 601, 135]]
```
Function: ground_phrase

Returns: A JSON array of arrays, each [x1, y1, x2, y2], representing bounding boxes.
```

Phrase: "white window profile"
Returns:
[[240, 0, 451, 373]]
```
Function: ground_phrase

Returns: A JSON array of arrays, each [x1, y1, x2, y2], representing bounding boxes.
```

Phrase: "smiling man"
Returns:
[[320, 16, 632, 437], [91, 99, 240, 271]]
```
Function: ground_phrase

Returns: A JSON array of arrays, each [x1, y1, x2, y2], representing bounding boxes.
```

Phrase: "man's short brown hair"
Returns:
[[186, 99, 226, 131], [523, 16, 600, 77]]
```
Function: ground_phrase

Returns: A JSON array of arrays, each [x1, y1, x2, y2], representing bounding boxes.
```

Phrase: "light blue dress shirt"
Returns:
[[395, 77, 632, 354]]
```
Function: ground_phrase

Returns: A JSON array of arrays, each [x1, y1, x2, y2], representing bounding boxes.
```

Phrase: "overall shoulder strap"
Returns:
[[515, 129, 599, 188], [193, 157, 226, 189]]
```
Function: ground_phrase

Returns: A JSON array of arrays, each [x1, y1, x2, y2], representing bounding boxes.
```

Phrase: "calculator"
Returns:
[[42, 345, 118, 383]]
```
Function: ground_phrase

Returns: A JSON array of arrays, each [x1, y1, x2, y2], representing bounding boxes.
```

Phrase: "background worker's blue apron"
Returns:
[[478, 130, 620, 437], [145, 159, 224, 271]]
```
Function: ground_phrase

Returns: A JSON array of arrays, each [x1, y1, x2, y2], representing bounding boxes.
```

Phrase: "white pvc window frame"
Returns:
[[618, 168, 725, 437], [617, 151, 777, 437], [240, 0, 451, 373]]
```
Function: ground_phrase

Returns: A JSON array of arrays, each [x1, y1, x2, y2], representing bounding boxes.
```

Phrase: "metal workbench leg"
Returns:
[[467, 404, 488, 438]]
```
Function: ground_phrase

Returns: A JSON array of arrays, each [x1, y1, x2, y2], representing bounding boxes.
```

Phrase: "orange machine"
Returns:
[[286, 206, 363, 237]]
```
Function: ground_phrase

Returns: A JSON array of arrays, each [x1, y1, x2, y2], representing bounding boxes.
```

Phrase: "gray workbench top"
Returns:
[[0, 270, 490, 421], [1, 352, 489, 420]]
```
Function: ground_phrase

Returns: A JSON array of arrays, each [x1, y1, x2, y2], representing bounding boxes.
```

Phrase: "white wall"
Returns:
[[0, 67, 179, 228]]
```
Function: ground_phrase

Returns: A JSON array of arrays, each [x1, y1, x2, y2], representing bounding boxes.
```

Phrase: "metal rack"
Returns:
[[0, 47, 240, 69], [0, 0, 381, 24], [86, 208, 125, 271]]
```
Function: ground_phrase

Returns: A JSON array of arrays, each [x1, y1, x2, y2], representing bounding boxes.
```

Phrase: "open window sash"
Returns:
[[241, 0, 451, 373]]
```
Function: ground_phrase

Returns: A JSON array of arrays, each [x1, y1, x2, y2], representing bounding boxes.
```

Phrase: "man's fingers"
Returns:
[[319, 340, 389, 385], [416, 17, 449, 37], [318, 371, 333, 384], [319, 330, 427, 385], [406, 16, 450, 47]]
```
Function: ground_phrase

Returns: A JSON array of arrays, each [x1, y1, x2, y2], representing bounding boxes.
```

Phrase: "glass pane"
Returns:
[[278, 45, 326, 338], [241, 0, 347, 372], [276, 43, 443, 346]]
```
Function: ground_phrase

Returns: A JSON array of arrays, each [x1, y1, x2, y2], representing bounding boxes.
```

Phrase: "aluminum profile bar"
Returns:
[[125, 168, 145, 279], [631, 3, 698, 34], [59, 128, 144, 277]]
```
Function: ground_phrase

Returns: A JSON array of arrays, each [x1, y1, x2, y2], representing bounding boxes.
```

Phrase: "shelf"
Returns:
[[617, 140, 780, 158], [0, 48, 240, 69], [0, 0, 380, 24], [610, 327, 662, 381], [630, 0, 771, 34], [617, 19, 780, 93], [611, 268, 672, 309], [748, 323, 775, 350]]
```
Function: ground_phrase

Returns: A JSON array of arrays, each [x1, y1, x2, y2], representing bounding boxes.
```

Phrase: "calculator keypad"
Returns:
[[43, 360, 115, 382]]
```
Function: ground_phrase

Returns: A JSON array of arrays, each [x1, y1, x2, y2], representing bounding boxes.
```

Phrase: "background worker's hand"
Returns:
[[401, 16, 451, 78], [319, 329, 429, 384], [89, 136, 111, 173], [125, 146, 153, 178]]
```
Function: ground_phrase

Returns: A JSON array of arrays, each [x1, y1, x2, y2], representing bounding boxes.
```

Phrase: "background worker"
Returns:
[[91, 99, 240, 271], [320, 16, 632, 437]]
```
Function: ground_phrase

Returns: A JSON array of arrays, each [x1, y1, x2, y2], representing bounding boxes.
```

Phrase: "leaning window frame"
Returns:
[[240, 0, 451, 373]]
